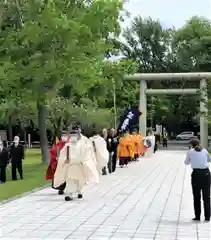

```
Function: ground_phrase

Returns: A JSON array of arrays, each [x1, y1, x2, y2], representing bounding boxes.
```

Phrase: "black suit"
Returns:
[[0, 147, 9, 183], [106, 136, 118, 173], [9, 144, 24, 180]]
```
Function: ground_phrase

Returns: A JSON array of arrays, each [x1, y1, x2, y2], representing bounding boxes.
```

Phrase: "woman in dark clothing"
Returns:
[[185, 138, 211, 222]]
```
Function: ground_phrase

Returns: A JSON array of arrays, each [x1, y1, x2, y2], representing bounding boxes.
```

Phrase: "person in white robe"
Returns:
[[144, 132, 155, 157], [54, 125, 100, 201], [89, 129, 109, 175]]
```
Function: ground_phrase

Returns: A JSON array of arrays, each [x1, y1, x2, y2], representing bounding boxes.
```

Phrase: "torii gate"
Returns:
[[124, 72, 210, 148]]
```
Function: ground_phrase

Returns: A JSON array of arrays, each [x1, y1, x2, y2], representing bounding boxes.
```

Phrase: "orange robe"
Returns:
[[136, 134, 143, 155], [117, 135, 134, 159]]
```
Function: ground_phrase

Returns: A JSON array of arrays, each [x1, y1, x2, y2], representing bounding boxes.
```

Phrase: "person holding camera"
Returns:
[[184, 138, 211, 222]]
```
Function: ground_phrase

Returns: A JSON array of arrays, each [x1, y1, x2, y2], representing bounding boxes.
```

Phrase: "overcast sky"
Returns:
[[123, 0, 211, 29]]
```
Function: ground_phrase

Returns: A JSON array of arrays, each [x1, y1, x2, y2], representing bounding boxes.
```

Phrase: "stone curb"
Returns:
[[0, 183, 50, 206]]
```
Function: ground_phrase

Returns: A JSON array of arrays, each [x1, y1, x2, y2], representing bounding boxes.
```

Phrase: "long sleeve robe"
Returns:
[[89, 135, 109, 174], [117, 135, 134, 159], [53, 135, 100, 193]]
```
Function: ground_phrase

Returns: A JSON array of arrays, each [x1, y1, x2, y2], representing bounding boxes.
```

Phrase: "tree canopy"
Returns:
[[0, 0, 211, 162]]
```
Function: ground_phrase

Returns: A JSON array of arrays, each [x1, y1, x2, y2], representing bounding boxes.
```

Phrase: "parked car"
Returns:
[[176, 131, 195, 140]]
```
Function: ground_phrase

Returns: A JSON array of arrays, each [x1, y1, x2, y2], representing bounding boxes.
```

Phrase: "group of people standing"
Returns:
[[0, 136, 24, 183], [45, 125, 156, 201]]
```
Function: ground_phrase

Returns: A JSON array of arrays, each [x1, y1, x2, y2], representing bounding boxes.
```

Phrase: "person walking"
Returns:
[[184, 138, 211, 222], [162, 131, 168, 148], [45, 131, 69, 195], [106, 129, 117, 173], [101, 128, 108, 175], [117, 131, 134, 168]]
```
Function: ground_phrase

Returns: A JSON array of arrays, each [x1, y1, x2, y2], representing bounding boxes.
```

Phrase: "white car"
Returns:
[[176, 131, 195, 140]]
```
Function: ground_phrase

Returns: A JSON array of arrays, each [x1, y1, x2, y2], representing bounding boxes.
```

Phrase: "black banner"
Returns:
[[117, 107, 142, 133]]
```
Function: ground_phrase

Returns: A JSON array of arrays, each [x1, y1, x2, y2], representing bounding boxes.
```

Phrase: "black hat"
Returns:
[[131, 128, 138, 132], [69, 123, 81, 133]]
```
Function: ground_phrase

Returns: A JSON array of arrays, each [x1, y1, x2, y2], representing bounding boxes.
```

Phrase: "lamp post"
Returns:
[[112, 79, 117, 129]]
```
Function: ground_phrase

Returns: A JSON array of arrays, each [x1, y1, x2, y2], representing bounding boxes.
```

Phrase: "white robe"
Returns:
[[89, 135, 109, 174], [54, 135, 100, 194], [144, 135, 155, 157]]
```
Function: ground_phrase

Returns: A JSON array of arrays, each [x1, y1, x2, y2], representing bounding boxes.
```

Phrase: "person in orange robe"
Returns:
[[131, 128, 143, 161], [45, 132, 69, 195], [117, 131, 134, 167]]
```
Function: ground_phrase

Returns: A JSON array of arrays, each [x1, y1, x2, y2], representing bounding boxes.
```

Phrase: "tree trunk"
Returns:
[[21, 124, 27, 146], [37, 100, 49, 163], [8, 115, 13, 142]]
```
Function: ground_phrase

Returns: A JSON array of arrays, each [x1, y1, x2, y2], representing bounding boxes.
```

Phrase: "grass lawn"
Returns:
[[0, 149, 49, 202]]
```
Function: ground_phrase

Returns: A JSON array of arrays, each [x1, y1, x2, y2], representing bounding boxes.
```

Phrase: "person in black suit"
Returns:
[[106, 128, 118, 173], [9, 136, 24, 180], [0, 140, 9, 183]]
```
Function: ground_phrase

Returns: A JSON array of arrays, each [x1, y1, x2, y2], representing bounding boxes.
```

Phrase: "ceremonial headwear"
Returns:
[[69, 122, 82, 133], [131, 127, 138, 133], [69, 123, 82, 142]]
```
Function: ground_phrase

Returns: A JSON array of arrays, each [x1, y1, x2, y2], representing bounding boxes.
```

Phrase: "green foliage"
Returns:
[[174, 16, 211, 72], [119, 16, 211, 133], [1, 1, 211, 162], [0, 0, 124, 162], [46, 96, 113, 138]]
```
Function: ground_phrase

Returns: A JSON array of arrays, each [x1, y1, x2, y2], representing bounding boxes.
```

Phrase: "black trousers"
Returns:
[[119, 157, 130, 166], [163, 139, 167, 147], [108, 153, 113, 174], [0, 167, 6, 183], [191, 169, 211, 220], [154, 143, 158, 153], [102, 167, 107, 175], [112, 152, 117, 172], [12, 162, 23, 180]]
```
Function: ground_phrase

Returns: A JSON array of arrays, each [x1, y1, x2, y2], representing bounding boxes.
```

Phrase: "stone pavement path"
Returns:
[[0, 151, 211, 240]]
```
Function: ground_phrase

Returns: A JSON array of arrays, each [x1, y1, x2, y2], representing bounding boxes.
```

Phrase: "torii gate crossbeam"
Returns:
[[124, 72, 210, 148]]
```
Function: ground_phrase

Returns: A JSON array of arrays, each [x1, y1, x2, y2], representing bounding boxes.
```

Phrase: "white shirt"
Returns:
[[184, 148, 211, 169]]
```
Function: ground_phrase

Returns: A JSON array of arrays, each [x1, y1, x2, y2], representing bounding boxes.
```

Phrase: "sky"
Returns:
[[123, 0, 211, 29]]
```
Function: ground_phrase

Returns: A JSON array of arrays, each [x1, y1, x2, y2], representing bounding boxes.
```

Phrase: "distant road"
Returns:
[[167, 140, 189, 144], [159, 140, 189, 151]]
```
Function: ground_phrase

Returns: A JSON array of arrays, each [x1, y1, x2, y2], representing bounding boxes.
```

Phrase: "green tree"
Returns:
[[120, 16, 203, 133], [174, 16, 211, 132], [0, 0, 124, 162]]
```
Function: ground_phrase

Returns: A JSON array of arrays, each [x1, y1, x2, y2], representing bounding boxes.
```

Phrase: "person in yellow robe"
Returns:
[[131, 128, 143, 161], [117, 131, 134, 167]]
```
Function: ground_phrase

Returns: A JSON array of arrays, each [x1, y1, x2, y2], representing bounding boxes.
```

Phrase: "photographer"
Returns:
[[184, 138, 211, 222]]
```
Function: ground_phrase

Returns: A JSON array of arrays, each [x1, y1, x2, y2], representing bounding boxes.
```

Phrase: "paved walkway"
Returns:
[[0, 151, 211, 240]]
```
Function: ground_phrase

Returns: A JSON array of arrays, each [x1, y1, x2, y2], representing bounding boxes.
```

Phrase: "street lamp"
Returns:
[[112, 78, 117, 129]]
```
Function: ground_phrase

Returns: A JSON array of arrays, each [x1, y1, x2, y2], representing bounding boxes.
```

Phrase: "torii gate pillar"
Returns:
[[125, 73, 210, 148], [200, 79, 208, 149], [139, 80, 147, 136]]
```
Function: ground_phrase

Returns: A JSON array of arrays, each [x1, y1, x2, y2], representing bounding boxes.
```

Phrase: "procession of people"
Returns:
[[45, 123, 156, 201], [1, 119, 210, 223]]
